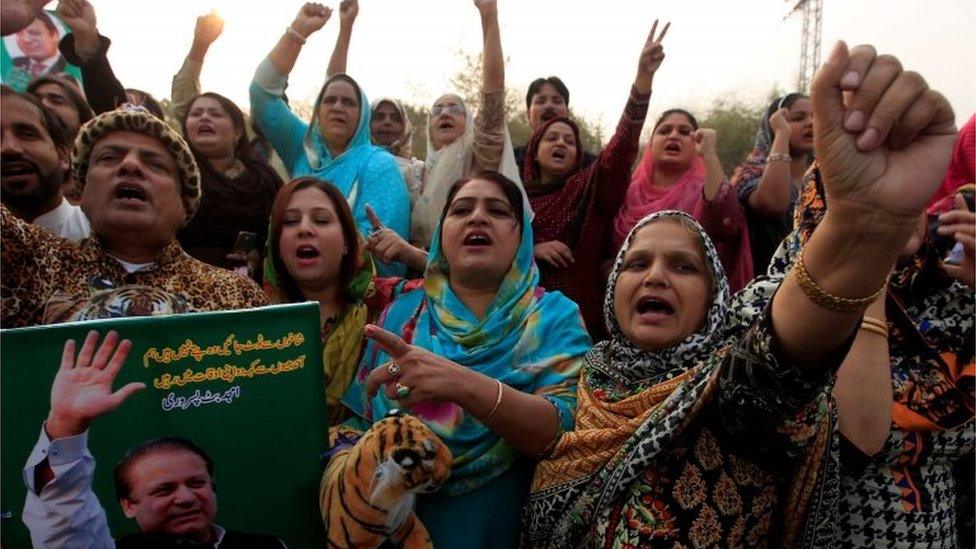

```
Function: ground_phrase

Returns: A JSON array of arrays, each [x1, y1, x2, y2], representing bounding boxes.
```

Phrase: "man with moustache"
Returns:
[[1, 105, 267, 327], [513, 76, 596, 176], [1, 85, 90, 240]]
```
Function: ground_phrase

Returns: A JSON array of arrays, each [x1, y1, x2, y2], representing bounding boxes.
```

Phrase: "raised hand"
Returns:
[[364, 204, 428, 271], [474, 0, 497, 19], [938, 193, 976, 288], [634, 19, 669, 93], [363, 324, 467, 407], [694, 128, 718, 157], [56, 0, 96, 36], [292, 2, 332, 38], [194, 10, 224, 48], [338, 0, 358, 27], [769, 107, 792, 138], [534, 241, 575, 269], [811, 42, 956, 222], [45, 331, 145, 440]]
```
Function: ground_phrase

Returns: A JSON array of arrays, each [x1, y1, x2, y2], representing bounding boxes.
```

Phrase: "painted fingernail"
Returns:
[[841, 71, 860, 88], [844, 110, 865, 131], [856, 128, 878, 150]]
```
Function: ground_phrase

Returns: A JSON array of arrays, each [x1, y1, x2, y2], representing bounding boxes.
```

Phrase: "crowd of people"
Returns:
[[1, 0, 974, 547]]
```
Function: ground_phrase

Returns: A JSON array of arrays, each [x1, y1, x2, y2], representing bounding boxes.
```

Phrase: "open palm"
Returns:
[[48, 331, 144, 435]]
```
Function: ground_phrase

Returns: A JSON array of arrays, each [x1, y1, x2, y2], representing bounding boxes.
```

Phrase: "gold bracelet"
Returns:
[[859, 322, 888, 338], [478, 379, 504, 423], [861, 316, 887, 331], [794, 248, 887, 313], [767, 152, 792, 163]]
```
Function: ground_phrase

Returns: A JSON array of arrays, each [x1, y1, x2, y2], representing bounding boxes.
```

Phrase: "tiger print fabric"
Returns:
[[1, 205, 266, 328], [320, 413, 452, 548]]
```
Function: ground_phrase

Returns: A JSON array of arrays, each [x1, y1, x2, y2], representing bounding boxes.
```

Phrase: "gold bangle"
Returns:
[[794, 248, 887, 313], [861, 316, 887, 331], [859, 322, 888, 338], [478, 379, 504, 423], [767, 152, 792, 163]]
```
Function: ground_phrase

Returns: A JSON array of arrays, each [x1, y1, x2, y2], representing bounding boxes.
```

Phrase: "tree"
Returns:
[[698, 99, 764, 174]]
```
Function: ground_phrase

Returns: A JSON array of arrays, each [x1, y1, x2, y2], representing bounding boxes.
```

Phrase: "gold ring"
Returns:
[[388, 362, 400, 378], [395, 382, 411, 400]]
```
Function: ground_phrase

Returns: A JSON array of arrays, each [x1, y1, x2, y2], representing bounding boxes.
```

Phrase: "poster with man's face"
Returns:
[[0, 10, 83, 92]]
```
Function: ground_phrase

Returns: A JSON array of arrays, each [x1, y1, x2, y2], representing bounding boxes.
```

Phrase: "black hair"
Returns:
[[525, 76, 570, 112], [26, 74, 95, 132], [764, 93, 807, 122], [1, 83, 69, 148], [113, 437, 215, 501], [653, 108, 699, 131], [33, 11, 59, 34], [442, 170, 524, 227]]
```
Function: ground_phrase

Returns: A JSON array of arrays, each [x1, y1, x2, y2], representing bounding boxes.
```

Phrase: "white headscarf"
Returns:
[[411, 93, 523, 247]]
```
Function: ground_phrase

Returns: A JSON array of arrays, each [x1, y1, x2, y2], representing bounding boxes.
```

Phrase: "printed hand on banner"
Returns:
[[45, 330, 144, 440]]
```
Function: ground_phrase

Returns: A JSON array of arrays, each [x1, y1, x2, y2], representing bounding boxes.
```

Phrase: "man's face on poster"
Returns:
[[119, 449, 218, 541], [15, 19, 60, 61]]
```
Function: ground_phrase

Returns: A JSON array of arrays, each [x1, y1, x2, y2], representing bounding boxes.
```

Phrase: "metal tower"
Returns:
[[787, 0, 823, 93]]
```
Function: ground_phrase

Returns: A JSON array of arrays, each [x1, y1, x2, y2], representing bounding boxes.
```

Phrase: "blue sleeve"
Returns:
[[355, 153, 412, 277], [249, 58, 309, 171]]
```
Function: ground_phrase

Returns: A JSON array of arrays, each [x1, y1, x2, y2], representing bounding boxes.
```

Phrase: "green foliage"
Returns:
[[698, 99, 764, 174]]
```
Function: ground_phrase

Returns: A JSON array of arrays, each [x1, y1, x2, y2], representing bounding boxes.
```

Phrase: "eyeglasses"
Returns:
[[431, 103, 465, 117]]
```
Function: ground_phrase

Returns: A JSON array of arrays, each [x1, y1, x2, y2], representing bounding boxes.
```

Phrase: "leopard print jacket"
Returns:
[[1, 206, 267, 328]]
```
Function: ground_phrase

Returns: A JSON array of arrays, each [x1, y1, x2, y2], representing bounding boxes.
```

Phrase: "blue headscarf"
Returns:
[[300, 74, 411, 276], [343, 177, 591, 495]]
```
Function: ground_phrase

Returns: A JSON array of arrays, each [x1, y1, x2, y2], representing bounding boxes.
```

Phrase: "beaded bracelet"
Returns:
[[794, 248, 887, 313]]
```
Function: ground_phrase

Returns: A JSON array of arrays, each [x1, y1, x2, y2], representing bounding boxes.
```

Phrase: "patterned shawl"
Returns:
[[522, 116, 589, 245], [343, 193, 591, 495], [527, 211, 732, 545], [793, 167, 974, 432]]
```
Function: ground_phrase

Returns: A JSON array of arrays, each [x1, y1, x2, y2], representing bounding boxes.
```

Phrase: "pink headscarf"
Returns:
[[612, 147, 707, 249], [612, 145, 754, 292]]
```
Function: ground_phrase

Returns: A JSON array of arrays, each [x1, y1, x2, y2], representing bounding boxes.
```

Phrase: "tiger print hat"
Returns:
[[71, 105, 202, 220]]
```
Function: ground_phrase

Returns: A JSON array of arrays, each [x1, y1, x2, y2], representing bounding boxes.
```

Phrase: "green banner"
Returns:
[[1, 11, 83, 92], [1, 303, 327, 548]]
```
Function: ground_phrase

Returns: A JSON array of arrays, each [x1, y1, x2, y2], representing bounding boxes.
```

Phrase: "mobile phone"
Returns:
[[933, 187, 975, 265], [233, 231, 258, 255]]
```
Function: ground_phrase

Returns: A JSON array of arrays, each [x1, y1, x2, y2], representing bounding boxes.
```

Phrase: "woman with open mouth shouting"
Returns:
[[613, 109, 753, 292], [520, 19, 669, 341], [177, 92, 283, 282], [334, 171, 590, 548], [250, 2, 411, 277], [526, 42, 959, 547], [264, 177, 422, 427]]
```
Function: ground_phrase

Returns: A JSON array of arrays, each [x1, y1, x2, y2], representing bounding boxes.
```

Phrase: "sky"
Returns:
[[35, 0, 976, 137]]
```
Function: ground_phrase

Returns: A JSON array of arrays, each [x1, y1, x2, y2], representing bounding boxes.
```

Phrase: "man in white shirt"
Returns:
[[1, 84, 90, 240]]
